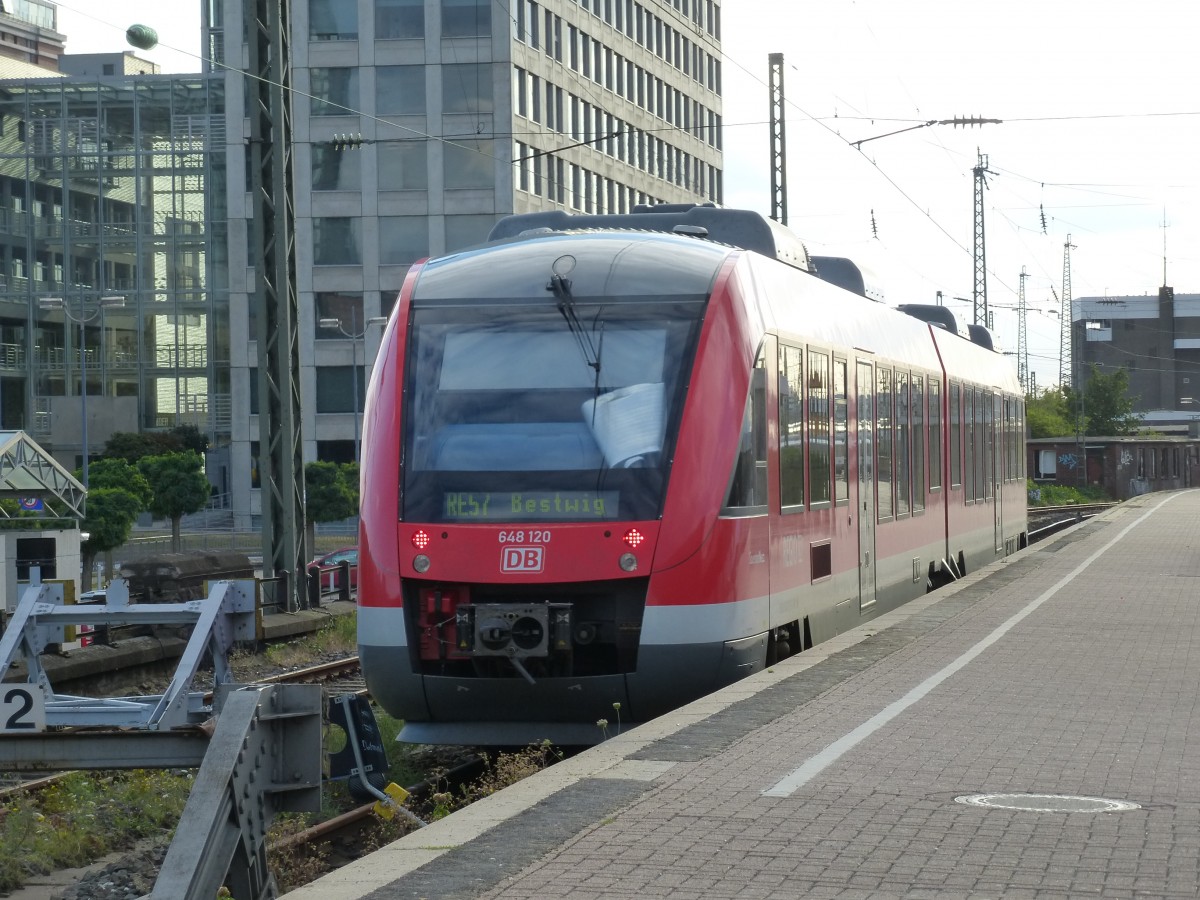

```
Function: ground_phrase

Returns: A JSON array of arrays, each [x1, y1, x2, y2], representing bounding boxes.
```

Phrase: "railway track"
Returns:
[[1028, 502, 1118, 542]]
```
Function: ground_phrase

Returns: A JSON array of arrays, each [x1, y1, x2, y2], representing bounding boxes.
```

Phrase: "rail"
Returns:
[[1027, 502, 1118, 543]]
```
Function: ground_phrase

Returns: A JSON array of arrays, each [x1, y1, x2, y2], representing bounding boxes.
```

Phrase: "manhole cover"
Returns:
[[955, 793, 1140, 813]]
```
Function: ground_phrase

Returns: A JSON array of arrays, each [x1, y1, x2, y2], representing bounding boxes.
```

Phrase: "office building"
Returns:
[[1074, 285, 1200, 432], [207, 0, 724, 528]]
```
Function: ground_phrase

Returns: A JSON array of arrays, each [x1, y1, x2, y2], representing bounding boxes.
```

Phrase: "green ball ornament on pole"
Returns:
[[126, 24, 159, 51]]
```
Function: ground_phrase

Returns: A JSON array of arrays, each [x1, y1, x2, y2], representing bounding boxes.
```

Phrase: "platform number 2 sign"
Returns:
[[1, 686, 46, 732]]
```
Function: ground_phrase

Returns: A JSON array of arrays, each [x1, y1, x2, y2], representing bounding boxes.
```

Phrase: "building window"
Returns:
[[443, 139, 494, 189], [445, 214, 498, 251], [313, 218, 362, 265], [378, 140, 428, 190], [377, 66, 426, 115], [376, 0, 424, 39], [442, 0, 491, 37], [310, 68, 359, 116], [316, 366, 364, 412], [310, 0, 358, 40], [315, 293, 364, 339], [311, 144, 362, 190], [442, 64, 493, 114], [379, 216, 429, 265]]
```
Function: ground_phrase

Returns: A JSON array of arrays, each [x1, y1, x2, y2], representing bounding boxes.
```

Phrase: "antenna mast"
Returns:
[[1059, 235, 1076, 387], [768, 53, 787, 225], [1017, 267, 1029, 392], [972, 150, 995, 326]]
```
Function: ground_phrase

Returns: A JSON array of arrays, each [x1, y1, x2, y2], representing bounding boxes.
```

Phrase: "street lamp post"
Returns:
[[39, 296, 126, 487], [319, 311, 388, 461]]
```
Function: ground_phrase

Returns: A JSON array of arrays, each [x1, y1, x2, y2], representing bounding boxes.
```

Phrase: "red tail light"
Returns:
[[623, 528, 644, 548]]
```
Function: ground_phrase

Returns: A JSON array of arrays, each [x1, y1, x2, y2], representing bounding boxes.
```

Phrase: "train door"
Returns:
[[856, 360, 877, 610], [993, 393, 1003, 553]]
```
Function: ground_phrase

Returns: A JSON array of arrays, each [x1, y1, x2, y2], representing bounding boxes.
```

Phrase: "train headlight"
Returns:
[[619, 552, 638, 572], [413, 554, 431, 573]]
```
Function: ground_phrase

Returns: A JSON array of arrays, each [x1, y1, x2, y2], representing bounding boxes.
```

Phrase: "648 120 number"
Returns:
[[1, 686, 46, 732], [498, 530, 552, 544]]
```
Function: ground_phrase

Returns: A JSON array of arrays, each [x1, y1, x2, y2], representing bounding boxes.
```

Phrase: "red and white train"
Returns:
[[357, 205, 1027, 745]]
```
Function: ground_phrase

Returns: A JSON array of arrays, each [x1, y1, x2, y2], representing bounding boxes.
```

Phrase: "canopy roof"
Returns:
[[0, 431, 85, 522]]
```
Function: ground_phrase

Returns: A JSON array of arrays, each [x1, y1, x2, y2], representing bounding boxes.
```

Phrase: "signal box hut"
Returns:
[[1028, 435, 1200, 500]]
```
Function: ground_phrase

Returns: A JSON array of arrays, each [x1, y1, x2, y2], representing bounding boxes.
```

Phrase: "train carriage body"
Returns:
[[357, 206, 1027, 746]]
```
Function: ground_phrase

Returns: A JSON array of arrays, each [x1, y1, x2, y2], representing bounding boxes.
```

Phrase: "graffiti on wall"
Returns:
[[1058, 453, 1081, 470]]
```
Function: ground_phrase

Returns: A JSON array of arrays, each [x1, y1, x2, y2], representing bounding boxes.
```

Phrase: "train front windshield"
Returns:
[[402, 299, 706, 523]]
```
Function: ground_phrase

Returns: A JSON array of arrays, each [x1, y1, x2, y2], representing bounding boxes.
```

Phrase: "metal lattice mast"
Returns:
[[972, 150, 994, 326], [1017, 266, 1029, 392], [768, 53, 787, 225], [247, 0, 308, 611], [1059, 235, 1076, 388]]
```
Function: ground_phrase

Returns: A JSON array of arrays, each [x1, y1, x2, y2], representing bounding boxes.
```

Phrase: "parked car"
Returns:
[[309, 547, 358, 591]]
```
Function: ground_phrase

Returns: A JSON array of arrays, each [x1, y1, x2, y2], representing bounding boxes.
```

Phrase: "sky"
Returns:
[[52, 0, 1200, 392]]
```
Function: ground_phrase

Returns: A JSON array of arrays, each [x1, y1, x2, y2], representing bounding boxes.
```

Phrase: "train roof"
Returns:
[[488, 204, 813, 272], [415, 229, 731, 302]]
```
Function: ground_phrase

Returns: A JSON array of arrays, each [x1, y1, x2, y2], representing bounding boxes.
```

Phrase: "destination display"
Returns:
[[443, 490, 619, 521]]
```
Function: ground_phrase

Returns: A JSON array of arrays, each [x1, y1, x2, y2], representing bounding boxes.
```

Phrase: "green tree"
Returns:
[[103, 431, 184, 464], [82, 458, 154, 585], [137, 451, 212, 552], [169, 424, 210, 455], [80, 488, 143, 591], [304, 461, 359, 556], [86, 458, 153, 507], [1025, 386, 1073, 438], [1071, 364, 1140, 436]]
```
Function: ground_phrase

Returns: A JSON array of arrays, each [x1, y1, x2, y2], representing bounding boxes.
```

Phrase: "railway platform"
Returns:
[[283, 489, 1200, 899]]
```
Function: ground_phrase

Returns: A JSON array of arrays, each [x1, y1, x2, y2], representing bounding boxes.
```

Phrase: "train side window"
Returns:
[[1020, 403, 1027, 479], [778, 344, 804, 511], [964, 386, 975, 501], [928, 378, 942, 490], [949, 381, 961, 489], [896, 371, 911, 518], [808, 349, 831, 508], [722, 347, 768, 514], [912, 374, 925, 511], [980, 390, 993, 500], [876, 366, 894, 521], [1007, 398, 1019, 482], [834, 358, 849, 504]]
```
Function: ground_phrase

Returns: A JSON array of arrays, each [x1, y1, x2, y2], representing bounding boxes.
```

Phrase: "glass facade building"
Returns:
[[0, 76, 229, 484]]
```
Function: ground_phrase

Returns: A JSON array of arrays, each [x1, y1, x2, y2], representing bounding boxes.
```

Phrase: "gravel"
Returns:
[[53, 841, 168, 900]]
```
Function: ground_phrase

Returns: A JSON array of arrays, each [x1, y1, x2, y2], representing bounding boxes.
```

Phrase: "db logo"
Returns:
[[501, 546, 544, 573]]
